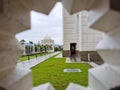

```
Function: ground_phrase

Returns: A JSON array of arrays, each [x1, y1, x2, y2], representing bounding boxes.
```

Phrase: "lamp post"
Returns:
[[88, 53, 91, 68]]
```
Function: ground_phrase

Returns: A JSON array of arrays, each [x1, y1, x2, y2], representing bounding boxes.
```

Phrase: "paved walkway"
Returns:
[[17, 52, 59, 69], [55, 53, 63, 58]]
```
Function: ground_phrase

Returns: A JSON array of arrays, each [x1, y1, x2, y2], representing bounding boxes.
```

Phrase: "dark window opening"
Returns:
[[70, 43, 76, 56]]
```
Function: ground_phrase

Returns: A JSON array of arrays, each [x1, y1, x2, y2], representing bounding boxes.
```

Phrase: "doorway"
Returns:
[[70, 43, 76, 56]]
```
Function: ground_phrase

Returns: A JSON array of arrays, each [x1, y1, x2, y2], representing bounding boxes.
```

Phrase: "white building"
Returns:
[[41, 36, 54, 52], [63, 9, 104, 63]]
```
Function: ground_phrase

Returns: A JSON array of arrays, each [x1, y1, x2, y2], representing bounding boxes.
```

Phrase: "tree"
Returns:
[[34, 44, 38, 53], [40, 45, 43, 53], [20, 39, 26, 45], [29, 41, 33, 44], [54, 46, 62, 51], [44, 45, 47, 52], [28, 41, 34, 54]]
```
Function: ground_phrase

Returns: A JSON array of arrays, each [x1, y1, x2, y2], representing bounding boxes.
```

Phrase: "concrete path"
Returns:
[[17, 52, 59, 69], [55, 53, 62, 58]]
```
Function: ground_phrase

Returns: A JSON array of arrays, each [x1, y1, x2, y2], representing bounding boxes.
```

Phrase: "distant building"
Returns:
[[41, 36, 54, 52], [20, 42, 35, 55]]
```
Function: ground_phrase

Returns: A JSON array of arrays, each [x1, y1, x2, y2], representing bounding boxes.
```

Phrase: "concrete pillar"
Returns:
[[62, 0, 95, 14], [0, 0, 57, 90]]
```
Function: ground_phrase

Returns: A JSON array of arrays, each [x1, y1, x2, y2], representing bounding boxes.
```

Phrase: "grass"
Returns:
[[19, 52, 52, 62], [31, 54, 91, 90]]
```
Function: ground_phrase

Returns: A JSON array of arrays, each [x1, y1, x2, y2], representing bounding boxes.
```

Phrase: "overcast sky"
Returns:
[[16, 2, 63, 45]]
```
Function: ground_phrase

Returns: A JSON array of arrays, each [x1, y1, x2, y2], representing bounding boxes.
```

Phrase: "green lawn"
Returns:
[[19, 52, 52, 62], [31, 54, 90, 90]]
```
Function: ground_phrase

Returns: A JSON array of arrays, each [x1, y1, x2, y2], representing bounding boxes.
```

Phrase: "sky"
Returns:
[[16, 2, 63, 45]]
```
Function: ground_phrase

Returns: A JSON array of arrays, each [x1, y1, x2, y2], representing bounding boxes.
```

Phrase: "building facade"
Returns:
[[63, 9, 103, 63], [20, 42, 35, 55], [41, 36, 54, 52]]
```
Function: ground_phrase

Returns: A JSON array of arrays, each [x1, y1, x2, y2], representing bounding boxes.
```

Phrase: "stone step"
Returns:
[[0, 67, 32, 90], [96, 28, 120, 67], [0, 68, 14, 81], [66, 83, 90, 90], [62, 0, 95, 14], [97, 50, 120, 67], [0, 14, 30, 36], [0, 37, 23, 51], [0, 49, 23, 72], [33, 83, 55, 90], [21, 0, 58, 14], [89, 64, 120, 90], [5, 0, 30, 28], [0, 37, 23, 72], [0, 0, 30, 35], [88, 0, 120, 32]]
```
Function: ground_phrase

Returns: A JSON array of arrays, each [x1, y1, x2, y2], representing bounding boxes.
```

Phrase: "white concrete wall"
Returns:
[[63, 8, 79, 51], [63, 1, 120, 90], [63, 9, 103, 52], [79, 11, 103, 51]]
